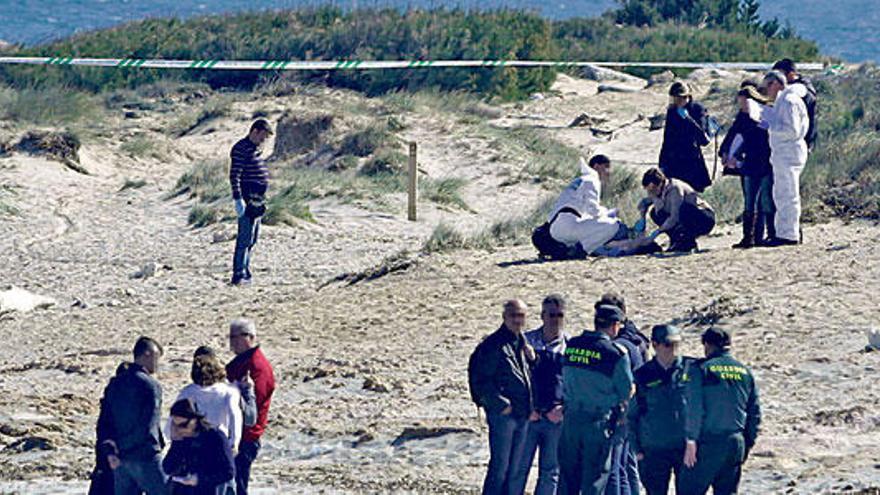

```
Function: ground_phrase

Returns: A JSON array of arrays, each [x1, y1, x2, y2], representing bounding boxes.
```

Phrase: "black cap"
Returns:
[[169, 398, 205, 420], [772, 58, 796, 74], [193, 345, 215, 358], [701, 327, 732, 348], [668, 81, 691, 97], [595, 304, 625, 323], [651, 324, 682, 344], [250, 118, 274, 135]]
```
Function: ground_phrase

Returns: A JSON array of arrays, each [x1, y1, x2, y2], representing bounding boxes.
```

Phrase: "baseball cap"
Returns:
[[595, 304, 625, 323], [651, 324, 682, 344]]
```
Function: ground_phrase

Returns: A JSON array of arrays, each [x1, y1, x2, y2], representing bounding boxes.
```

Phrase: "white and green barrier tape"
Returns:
[[0, 56, 826, 72]]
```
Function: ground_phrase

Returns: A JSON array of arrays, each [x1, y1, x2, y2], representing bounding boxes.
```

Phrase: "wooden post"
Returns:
[[408, 142, 418, 221]]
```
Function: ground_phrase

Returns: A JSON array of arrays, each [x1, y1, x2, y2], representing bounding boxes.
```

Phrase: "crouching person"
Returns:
[[638, 168, 715, 252], [547, 155, 627, 256]]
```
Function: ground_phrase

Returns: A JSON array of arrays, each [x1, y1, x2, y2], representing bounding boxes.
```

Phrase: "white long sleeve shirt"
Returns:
[[173, 382, 243, 452]]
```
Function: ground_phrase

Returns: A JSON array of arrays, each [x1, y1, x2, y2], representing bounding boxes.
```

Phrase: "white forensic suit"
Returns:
[[748, 84, 809, 242], [548, 158, 622, 255]]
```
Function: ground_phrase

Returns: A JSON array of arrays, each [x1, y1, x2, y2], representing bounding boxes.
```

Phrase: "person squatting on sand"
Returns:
[[546, 155, 628, 256], [229, 119, 273, 286], [718, 82, 776, 248], [637, 168, 716, 252], [471, 299, 762, 495]]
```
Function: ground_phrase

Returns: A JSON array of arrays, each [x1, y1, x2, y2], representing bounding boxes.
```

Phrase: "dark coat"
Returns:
[[719, 112, 772, 178], [162, 427, 235, 495], [793, 76, 818, 148], [96, 363, 164, 461], [468, 326, 533, 417], [659, 101, 712, 192]]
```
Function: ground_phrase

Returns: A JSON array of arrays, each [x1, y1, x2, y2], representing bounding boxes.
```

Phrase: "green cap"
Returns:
[[651, 324, 682, 344]]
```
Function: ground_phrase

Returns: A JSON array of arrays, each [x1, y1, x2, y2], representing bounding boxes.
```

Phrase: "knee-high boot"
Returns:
[[732, 213, 755, 249]]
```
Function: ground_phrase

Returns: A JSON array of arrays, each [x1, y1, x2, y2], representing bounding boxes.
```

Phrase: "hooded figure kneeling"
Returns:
[[545, 155, 627, 256]]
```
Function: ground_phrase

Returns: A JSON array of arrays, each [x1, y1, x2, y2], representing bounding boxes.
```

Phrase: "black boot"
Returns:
[[759, 211, 777, 246], [753, 212, 766, 246], [732, 213, 755, 249]]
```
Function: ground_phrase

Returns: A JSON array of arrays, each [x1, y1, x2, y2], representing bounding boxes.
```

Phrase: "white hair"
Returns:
[[230, 318, 257, 337]]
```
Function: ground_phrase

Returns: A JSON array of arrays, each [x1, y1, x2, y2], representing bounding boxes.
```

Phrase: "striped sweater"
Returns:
[[229, 137, 269, 201]]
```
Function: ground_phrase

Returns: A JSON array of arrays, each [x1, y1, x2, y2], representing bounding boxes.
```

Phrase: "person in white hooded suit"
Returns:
[[548, 155, 625, 255], [746, 70, 810, 245]]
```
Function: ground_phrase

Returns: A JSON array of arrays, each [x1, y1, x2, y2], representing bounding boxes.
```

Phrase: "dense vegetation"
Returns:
[[0, 4, 819, 100]]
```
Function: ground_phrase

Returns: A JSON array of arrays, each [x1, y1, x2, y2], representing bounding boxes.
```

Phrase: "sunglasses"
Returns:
[[172, 418, 193, 428], [547, 312, 565, 318], [228, 333, 251, 339]]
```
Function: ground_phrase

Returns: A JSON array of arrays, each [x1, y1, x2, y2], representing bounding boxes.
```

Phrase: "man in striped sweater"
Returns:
[[230, 119, 272, 285]]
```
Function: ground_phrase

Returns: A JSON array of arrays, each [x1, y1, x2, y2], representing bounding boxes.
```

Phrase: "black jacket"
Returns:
[[163, 427, 235, 495], [469, 326, 533, 417], [719, 112, 772, 178], [659, 101, 712, 192], [96, 363, 164, 461], [629, 356, 695, 453], [793, 76, 818, 149], [617, 320, 649, 366]]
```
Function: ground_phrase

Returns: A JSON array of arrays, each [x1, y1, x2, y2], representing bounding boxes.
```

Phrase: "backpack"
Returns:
[[531, 208, 587, 260], [467, 341, 484, 405]]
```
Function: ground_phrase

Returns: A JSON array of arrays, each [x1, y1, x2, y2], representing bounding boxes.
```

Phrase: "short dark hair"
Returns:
[[595, 292, 626, 316], [588, 155, 610, 168], [193, 345, 215, 358], [702, 327, 732, 349], [642, 168, 666, 187], [739, 79, 759, 89], [250, 119, 273, 134], [772, 58, 796, 74], [541, 294, 566, 314], [132, 336, 162, 359]]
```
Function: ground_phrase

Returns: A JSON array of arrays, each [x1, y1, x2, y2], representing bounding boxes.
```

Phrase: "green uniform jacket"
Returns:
[[628, 356, 695, 454], [685, 350, 761, 449], [562, 330, 633, 419]]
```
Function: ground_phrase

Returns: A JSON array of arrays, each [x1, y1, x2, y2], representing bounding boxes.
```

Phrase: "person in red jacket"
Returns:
[[226, 318, 275, 495]]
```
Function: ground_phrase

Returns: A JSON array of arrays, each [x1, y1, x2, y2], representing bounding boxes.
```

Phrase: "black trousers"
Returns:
[[638, 445, 684, 495], [677, 433, 745, 495]]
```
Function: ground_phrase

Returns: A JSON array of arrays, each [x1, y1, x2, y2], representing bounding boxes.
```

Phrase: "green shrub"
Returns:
[[0, 84, 98, 125], [340, 127, 391, 157], [120, 137, 167, 160], [170, 159, 228, 202], [421, 177, 471, 211]]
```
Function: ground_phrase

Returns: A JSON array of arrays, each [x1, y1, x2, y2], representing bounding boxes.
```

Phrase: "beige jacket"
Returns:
[[651, 179, 713, 232]]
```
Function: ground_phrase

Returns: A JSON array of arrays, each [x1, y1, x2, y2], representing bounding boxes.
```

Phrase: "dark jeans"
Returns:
[[113, 454, 168, 495], [483, 412, 530, 495], [604, 429, 638, 495], [232, 213, 261, 282], [558, 416, 614, 495], [677, 433, 745, 495], [638, 446, 684, 495], [510, 417, 562, 495], [742, 174, 774, 214], [235, 439, 261, 495]]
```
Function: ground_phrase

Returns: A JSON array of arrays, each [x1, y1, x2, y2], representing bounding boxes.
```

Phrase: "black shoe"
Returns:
[[764, 237, 798, 247], [732, 238, 753, 249], [668, 239, 697, 252]]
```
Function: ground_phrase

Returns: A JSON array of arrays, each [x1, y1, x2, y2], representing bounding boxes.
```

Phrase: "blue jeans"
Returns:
[[742, 174, 774, 214], [235, 439, 260, 495], [605, 429, 638, 495], [113, 454, 168, 495], [483, 412, 530, 495], [510, 417, 562, 495], [232, 213, 261, 281]]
